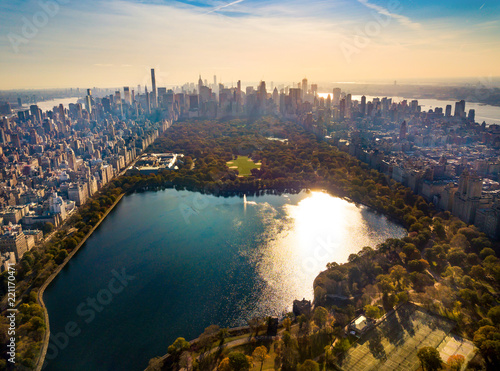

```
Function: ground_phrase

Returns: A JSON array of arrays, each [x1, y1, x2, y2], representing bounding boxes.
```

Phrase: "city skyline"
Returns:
[[1, 0, 500, 89]]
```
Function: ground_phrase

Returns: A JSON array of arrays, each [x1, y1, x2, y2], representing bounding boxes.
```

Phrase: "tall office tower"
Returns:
[[339, 98, 345, 119], [302, 78, 308, 99], [213, 75, 217, 89], [311, 84, 318, 96], [87, 89, 92, 96], [124, 87, 131, 105], [131, 89, 135, 103], [101, 98, 111, 112], [85, 96, 92, 114], [198, 75, 203, 94], [400, 120, 407, 140], [58, 104, 65, 120], [445, 105, 452, 117], [273, 88, 279, 107], [151, 68, 157, 108], [145, 87, 151, 114], [30, 104, 42, 123], [258, 81, 267, 109], [332, 88, 341, 106], [237, 80, 241, 105], [115, 91, 122, 104], [454, 100, 465, 117], [360, 95, 366, 116], [11, 133, 21, 148], [346, 94, 352, 118], [468, 109, 475, 122]]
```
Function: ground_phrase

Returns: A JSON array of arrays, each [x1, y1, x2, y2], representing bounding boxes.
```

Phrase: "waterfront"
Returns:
[[318, 93, 500, 126], [43, 189, 405, 371]]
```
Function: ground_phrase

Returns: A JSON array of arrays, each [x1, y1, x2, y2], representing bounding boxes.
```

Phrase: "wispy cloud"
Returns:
[[357, 0, 421, 30], [204, 0, 244, 15]]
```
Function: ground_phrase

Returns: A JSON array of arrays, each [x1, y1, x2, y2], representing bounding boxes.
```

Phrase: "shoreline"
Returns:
[[35, 193, 125, 371]]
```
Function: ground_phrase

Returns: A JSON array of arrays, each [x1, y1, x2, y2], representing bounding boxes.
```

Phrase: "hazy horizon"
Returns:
[[1, 0, 500, 90]]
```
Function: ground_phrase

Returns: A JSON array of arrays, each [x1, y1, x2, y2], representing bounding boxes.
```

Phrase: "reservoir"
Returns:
[[43, 189, 405, 371]]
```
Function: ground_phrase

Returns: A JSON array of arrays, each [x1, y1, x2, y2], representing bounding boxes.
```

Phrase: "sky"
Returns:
[[0, 0, 499, 89]]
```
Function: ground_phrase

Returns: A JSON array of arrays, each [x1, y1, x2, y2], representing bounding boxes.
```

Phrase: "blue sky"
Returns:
[[1, 0, 499, 89]]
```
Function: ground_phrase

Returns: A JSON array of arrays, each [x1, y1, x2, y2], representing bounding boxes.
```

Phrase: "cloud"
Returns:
[[357, 0, 421, 30]]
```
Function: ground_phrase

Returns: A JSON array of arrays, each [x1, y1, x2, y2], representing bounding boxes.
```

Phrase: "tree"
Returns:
[[297, 359, 320, 371], [168, 337, 190, 356], [197, 324, 220, 354], [226, 352, 252, 371], [473, 326, 500, 365], [446, 354, 465, 371], [407, 259, 430, 273], [332, 338, 350, 356], [480, 247, 495, 260], [217, 327, 229, 347], [389, 265, 410, 291], [219, 357, 232, 371], [64, 237, 78, 250], [417, 347, 442, 371], [146, 357, 163, 371], [42, 222, 55, 235], [247, 317, 265, 338], [55, 249, 68, 264], [487, 306, 500, 324], [279, 332, 300, 371], [283, 317, 292, 332], [313, 306, 328, 328], [252, 346, 270, 371], [364, 305, 382, 319]]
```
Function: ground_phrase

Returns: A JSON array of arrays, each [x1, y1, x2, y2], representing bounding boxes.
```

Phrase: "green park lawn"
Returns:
[[227, 156, 261, 177]]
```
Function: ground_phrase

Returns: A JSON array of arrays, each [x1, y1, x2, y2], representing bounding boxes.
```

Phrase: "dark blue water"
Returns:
[[43, 190, 405, 371]]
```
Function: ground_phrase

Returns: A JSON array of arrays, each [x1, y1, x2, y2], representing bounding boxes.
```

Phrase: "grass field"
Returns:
[[227, 156, 261, 176], [337, 303, 460, 371]]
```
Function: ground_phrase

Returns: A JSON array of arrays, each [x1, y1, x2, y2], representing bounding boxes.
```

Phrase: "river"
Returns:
[[43, 189, 405, 371], [25, 97, 81, 112]]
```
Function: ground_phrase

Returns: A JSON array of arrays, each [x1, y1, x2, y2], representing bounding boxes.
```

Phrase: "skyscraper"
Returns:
[[198, 75, 203, 94], [151, 69, 157, 109], [454, 100, 465, 117], [124, 87, 131, 105], [468, 109, 475, 122], [332, 88, 341, 106], [360, 95, 366, 116], [302, 78, 308, 99]]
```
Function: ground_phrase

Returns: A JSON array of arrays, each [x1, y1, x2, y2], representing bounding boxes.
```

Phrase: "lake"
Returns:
[[43, 189, 405, 371]]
